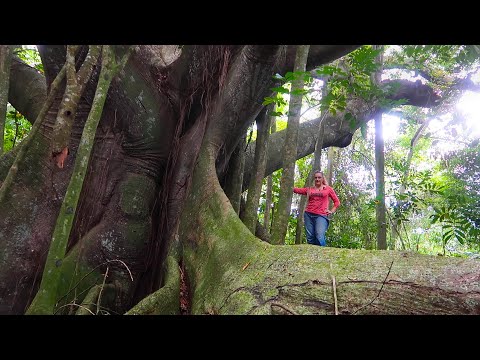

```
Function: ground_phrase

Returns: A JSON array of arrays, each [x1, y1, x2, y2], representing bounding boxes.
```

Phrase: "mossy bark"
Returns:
[[126, 256, 181, 315]]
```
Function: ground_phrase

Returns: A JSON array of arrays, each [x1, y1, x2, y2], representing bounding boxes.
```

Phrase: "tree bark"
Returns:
[[326, 146, 335, 185], [242, 107, 271, 233], [8, 55, 47, 125], [224, 134, 246, 215], [0, 45, 178, 314], [263, 119, 276, 233], [27, 46, 131, 315]]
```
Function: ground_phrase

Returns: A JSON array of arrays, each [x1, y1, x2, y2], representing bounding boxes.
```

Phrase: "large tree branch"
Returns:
[[284, 45, 361, 73], [382, 79, 441, 107], [243, 109, 371, 189], [205, 45, 284, 172], [216, 46, 360, 176], [243, 79, 440, 188], [8, 56, 46, 124]]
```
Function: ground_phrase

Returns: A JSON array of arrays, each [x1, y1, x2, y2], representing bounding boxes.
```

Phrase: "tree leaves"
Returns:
[[3, 106, 31, 152]]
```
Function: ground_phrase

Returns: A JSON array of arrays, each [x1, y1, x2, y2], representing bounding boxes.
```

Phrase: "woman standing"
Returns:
[[293, 170, 340, 246]]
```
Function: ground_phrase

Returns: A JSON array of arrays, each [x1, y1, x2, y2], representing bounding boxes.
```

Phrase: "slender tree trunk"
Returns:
[[271, 45, 310, 244], [0, 45, 13, 155], [263, 118, 276, 233], [373, 45, 387, 250], [224, 134, 246, 215], [326, 146, 335, 185], [391, 119, 431, 250], [242, 107, 272, 233]]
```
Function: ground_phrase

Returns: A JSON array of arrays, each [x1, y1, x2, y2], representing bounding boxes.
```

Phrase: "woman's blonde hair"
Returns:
[[313, 170, 328, 186]]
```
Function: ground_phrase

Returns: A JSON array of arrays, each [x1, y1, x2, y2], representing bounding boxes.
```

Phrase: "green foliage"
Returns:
[[3, 105, 32, 152], [391, 169, 445, 222], [327, 173, 377, 249], [389, 45, 479, 74], [274, 119, 288, 132], [430, 200, 479, 253], [264, 71, 313, 116], [14, 46, 43, 73], [436, 143, 480, 248], [314, 46, 384, 116]]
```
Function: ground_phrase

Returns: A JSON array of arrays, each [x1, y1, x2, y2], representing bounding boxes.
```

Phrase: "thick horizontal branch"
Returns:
[[243, 79, 440, 188], [284, 45, 361, 73], [8, 56, 46, 124]]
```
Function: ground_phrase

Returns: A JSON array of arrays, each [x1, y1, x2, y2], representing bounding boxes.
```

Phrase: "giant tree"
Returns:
[[1, 45, 480, 315]]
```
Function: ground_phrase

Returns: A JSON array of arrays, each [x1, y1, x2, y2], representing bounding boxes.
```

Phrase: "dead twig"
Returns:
[[352, 260, 394, 315], [270, 302, 298, 315], [55, 302, 95, 315], [330, 263, 339, 315], [96, 267, 110, 315], [332, 274, 339, 315]]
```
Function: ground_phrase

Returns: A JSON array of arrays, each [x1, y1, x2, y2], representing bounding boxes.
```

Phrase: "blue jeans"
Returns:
[[304, 211, 329, 246]]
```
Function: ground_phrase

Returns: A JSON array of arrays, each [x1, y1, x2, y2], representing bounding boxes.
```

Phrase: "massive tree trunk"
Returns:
[[1, 45, 479, 315], [8, 54, 47, 124], [0, 45, 180, 314]]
